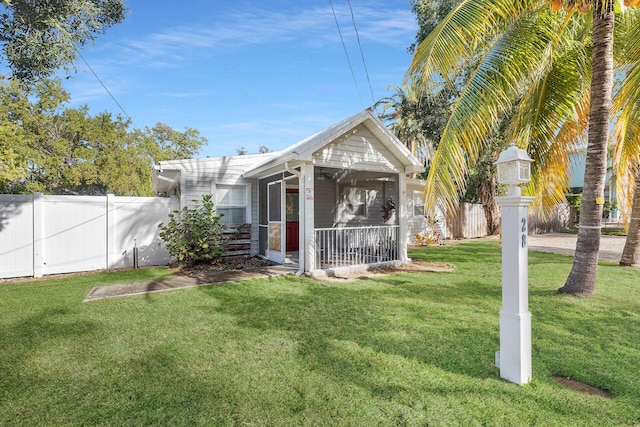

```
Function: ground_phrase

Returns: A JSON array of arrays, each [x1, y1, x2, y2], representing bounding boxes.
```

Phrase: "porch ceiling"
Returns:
[[315, 167, 396, 184]]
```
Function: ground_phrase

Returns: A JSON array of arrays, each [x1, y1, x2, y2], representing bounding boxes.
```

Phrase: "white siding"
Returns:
[[312, 125, 404, 172], [406, 181, 447, 242], [158, 154, 267, 256]]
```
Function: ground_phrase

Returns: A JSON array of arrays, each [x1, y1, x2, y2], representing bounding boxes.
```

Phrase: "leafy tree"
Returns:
[[236, 146, 247, 155], [461, 135, 506, 234], [409, 0, 461, 54], [0, 0, 126, 82], [408, 0, 640, 295], [258, 145, 271, 154], [158, 194, 228, 266], [0, 77, 27, 186], [0, 77, 206, 195]]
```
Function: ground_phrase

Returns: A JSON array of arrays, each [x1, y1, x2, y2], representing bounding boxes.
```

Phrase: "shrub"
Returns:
[[566, 193, 582, 225], [603, 200, 617, 220], [158, 194, 227, 266], [414, 229, 441, 246]]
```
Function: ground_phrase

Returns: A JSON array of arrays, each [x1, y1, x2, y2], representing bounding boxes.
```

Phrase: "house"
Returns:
[[153, 109, 435, 275], [568, 149, 620, 223]]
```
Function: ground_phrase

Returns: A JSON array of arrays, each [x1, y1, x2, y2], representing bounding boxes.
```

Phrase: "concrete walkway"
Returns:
[[84, 265, 297, 302], [528, 232, 627, 262]]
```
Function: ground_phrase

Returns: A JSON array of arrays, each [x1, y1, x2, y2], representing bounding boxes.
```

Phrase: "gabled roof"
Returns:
[[243, 109, 424, 178]]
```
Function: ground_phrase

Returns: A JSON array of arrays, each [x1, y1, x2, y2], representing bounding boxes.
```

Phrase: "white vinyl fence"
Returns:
[[0, 193, 178, 279]]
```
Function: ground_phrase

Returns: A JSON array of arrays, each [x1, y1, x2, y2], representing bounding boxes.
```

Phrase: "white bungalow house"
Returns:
[[153, 109, 438, 275]]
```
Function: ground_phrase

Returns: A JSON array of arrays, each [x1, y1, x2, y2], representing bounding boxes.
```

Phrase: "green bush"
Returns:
[[565, 193, 582, 225], [603, 200, 617, 219], [159, 194, 227, 266]]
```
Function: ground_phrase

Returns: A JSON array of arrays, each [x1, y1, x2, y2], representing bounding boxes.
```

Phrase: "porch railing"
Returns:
[[314, 225, 399, 269]]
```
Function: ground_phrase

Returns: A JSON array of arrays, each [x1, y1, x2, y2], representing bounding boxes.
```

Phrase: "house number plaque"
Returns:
[[521, 217, 527, 248]]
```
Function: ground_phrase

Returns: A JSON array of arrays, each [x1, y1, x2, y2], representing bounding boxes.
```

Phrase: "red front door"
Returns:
[[285, 189, 299, 251]]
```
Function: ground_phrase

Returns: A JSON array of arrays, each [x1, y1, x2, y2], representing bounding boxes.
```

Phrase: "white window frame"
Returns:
[[411, 190, 425, 217], [346, 187, 368, 218], [214, 183, 251, 225]]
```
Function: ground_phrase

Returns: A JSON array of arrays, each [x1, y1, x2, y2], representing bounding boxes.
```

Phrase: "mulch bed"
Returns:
[[175, 256, 277, 276]]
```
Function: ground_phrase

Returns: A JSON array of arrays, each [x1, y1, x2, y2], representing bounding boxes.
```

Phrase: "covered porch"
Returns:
[[255, 167, 403, 273], [244, 109, 424, 274]]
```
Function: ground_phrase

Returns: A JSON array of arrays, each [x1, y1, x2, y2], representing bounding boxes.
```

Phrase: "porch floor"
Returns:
[[284, 251, 299, 267]]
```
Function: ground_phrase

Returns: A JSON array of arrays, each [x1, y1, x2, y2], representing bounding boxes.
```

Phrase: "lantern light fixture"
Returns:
[[495, 143, 533, 195]]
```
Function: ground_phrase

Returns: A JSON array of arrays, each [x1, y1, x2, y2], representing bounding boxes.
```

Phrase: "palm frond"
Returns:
[[418, 8, 575, 215], [514, 12, 592, 216], [407, 0, 536, 88]]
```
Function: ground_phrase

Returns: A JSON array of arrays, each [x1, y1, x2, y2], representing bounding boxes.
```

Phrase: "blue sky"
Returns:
[[63, 0, 418, 158]]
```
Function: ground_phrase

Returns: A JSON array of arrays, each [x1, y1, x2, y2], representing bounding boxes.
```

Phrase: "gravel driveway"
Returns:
[[528, 232, 627, 262]]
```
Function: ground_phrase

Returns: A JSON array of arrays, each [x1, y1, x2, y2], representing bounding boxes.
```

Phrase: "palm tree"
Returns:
[[375, 81, 443, 166], [613, 31, 640, 264], [620, 172, 640, 265], [559, 0, 616, 295], [408, 0, 639, 295]]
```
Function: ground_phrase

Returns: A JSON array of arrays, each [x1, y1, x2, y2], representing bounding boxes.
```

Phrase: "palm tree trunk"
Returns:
[[620, 171, 640, 266], [559, 0, 615, 296], [479, 175, 500, 235]]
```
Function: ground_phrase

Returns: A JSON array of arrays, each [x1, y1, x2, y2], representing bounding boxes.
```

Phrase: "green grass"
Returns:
[[561, 227, 627, 236], [1, 242, 639, 426]]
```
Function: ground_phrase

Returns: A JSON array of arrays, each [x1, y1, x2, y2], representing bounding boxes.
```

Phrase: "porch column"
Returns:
[[398, 173, 409, 262], [300, 163, 315, 272]]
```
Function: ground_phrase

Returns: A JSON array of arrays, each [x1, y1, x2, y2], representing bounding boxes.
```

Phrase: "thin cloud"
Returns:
[[117, 5, 416, 67], [157, 91, 209, 99]]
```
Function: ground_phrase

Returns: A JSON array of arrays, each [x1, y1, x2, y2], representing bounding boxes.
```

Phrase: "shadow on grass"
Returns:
[[3, 240, 639, 424], [196, 273, 501, 386], [193, 240, 640, 407]]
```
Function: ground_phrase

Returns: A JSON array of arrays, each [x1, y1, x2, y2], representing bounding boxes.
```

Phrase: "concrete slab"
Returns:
[[84, 265, 297, 302], [528, 233, 627, 262]]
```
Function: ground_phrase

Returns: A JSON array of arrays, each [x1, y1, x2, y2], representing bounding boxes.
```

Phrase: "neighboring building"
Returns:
[[153, 109, 437, 274], [568, 149, 619, 222]]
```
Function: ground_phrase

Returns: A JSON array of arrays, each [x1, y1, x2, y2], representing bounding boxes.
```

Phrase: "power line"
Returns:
[[329, 0, 364, 107], [346, 0, 375, 106], [77, 52, 135, 124]]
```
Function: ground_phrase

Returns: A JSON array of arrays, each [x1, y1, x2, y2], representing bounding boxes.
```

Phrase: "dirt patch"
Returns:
[[315, 259, 455, 282], [553, 376, 612, 398], [175, 256, 277, 277], [393, 259, 455, 273], [1, 256, 276, 284]]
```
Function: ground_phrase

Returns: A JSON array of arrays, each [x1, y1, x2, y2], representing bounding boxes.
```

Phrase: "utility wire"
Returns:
[[346, 0, 375, 106], [329, 0, 364, 107], [77, 52, 135, 124]]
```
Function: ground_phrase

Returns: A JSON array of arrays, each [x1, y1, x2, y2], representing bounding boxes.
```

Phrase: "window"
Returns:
[[346, 187, 368, 217], [411, 190, 425, 217], [216, 184, 249, 225]]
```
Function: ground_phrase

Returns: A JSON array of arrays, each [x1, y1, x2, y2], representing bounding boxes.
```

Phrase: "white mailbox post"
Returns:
[[494, 143, 534, 385]]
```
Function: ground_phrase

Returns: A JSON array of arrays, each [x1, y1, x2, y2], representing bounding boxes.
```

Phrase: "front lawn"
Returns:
[[561, 227, 627, 236], [1, 241, 639, 425]]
